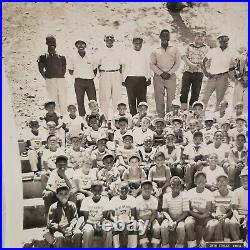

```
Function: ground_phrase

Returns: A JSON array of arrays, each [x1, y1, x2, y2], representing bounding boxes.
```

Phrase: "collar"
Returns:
[[190, 43, 206, 48]]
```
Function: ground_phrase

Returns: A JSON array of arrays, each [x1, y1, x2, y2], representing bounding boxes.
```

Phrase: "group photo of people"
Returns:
[[3, 2, 247, 248]]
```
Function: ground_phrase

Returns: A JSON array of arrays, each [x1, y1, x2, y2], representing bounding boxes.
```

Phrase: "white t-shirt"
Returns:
[[80, 196, 109, 224], [213, 190, 233, 216], [135, 195, 158, 220], [23, 128, 47, 150], [183, 143, 207, 160], [42, 148, 65, 170], [46, 168, 75, 192], [68, 52, 96, 79], [162, 191, 189, 220], [186, 188, 213, 213], [73, 168, 97, 190], [206, 143, 230, 162], [109, 195, 136, 222], [202, 166, 226, 186], [232, 186, 248, 215], [133, 127, 154, 146], [206, 47, 238, 74], [62, 114, 84, 132], [114, 129, 132, 147]]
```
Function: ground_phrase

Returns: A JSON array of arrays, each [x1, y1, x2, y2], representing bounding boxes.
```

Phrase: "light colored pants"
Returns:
[[82, 223, 112, 248], [161, 219, 185, 246], [45, 78, 67, 115], [99, 71, 122, 119], [153, 74, 177, 118], [233, 81, 248, 112], [201, 74, 229, 111], [28, 149, 39, 172]]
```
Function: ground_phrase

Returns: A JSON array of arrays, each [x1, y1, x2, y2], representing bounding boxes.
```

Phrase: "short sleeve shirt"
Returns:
[[136, 195, 158, 220], [232, 187, 248, 215], [202, 166, 226, 186]]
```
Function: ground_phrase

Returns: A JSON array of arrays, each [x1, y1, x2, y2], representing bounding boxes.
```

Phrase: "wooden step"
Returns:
[[22, 173, 44, 199], [23, 198, 46, 229]]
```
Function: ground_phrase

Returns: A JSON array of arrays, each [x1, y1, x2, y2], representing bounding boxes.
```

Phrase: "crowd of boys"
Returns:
[[22, 95, 248, 248]]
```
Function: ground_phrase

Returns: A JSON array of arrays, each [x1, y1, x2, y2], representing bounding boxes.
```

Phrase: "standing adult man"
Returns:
[[97, 34, 123, 119], [180, 31, 208, 111], [37, 35, 67, 114], [68, 40, 97, 117], [150, 29, 181, 118], [123, 34, 151, 116], [201, 35, 238, 111]]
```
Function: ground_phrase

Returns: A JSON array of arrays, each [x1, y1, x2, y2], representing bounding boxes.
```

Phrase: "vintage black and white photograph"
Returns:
[[2, 2, 248, 248]]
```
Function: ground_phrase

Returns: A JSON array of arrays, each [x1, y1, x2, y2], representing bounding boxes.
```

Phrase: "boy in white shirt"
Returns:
[[112, 102, 133, 129], [185, 171, 218, 247], [78, 181, 112, 248], [136, 180, 161, 248], [110, 182, 137, 248]]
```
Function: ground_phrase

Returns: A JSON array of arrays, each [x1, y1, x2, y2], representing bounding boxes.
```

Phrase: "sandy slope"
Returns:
[[2, 2, 248, 137]]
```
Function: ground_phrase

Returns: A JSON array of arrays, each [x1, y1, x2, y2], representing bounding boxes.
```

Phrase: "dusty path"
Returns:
[[2, 2, 248, 137]]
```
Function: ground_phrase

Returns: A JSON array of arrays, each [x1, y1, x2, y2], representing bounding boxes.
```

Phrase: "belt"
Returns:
[[100, 69, 120, 72], [213, 71, 228, 77]]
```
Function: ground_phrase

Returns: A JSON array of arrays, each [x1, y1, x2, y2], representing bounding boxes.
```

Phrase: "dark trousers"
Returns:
[[74, 78, 96, 116], [180, 71, 203, 107], [125, 76, 147, 116]]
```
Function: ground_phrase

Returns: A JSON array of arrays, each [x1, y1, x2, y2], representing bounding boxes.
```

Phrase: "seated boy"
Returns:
[[212, 174, 234, 242], [113, 117, 131, 147], [132, 102, 150, 128], [201, 114, 216, 145], [23, 118, 47, 173], [152, 117, 167, 147], [109, 182, 137, 248], [112, 102, 133, 129], [42, 155, 75, 215], [133, 116, 154, 146], [135, 180, 161, 248], [161, 176, 189, 248], [184, 171, 217, 247], [43, 184, 82, 248], [165, 99, 184, 126], [78, 181, 112, 248]]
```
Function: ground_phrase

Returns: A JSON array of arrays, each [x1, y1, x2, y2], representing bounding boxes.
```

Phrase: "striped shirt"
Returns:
[[212, 190, 233, 216], [232, 187, 248, 215], [162, 191, 189, 220]]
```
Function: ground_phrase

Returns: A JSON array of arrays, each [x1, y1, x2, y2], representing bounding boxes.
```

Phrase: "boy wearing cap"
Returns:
[[136, 180, 161, 247], [230, 168, 248, 241], [165, 99, 184, 126], [123, 35, 151, 116], [152, 117, 167, 147], [226, 133, 247, 189], [79, 181, 112, 247], [116, 132, 139, 172], [180, 31, 208, 111], [211, 174, 234, 242], [133, 116, 154, 146], [68, 40, 97, 117], [37, 35, 67, 114], [161, 176, 189, 248], [214, 100, 230, 125], [183, 131, 207, 189], [201, 114, 216, 145], [43, 155, 75, 215], [185, 171, 217, 247], [114, 117, 131, 147], [201, 35, 238, 112], [23, 118, 47, 173], [112, 102, 133, 129], [97, 34, 123, 119], [109, 182, 137, 248], [85, 100, 106, 128], [228, 116, 247, 143], [132, 101, 150, 128], [150, 29, 181, 118], [171, 117, 187, 146], [43, 184, 82, 247]]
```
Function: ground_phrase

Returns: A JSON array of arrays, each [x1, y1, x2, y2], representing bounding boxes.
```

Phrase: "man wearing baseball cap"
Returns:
[[37, 35, 67, 114], [68, 40, 97, 117], [97, 33, 123, 119], [201, 34, 238, 111], [123, 33, 151, 116], [150, 29, 181, 117]]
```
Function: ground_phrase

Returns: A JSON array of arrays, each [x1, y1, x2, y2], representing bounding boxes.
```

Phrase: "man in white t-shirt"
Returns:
[[79, 181, 112, 248], [135, 180, 160, 248], [185, 171, 218, 247], [201, 35, 238, 111], [42, 155, 75, 215], [161, 176, 189, 248], [110, 182, 137, 248]]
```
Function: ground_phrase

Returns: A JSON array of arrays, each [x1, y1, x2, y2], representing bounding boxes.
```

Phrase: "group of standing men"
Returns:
[[37, 29, 247, 119]]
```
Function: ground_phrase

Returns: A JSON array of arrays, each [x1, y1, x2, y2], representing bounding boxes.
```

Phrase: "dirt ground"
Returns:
[[2, 2, 248, 138]]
